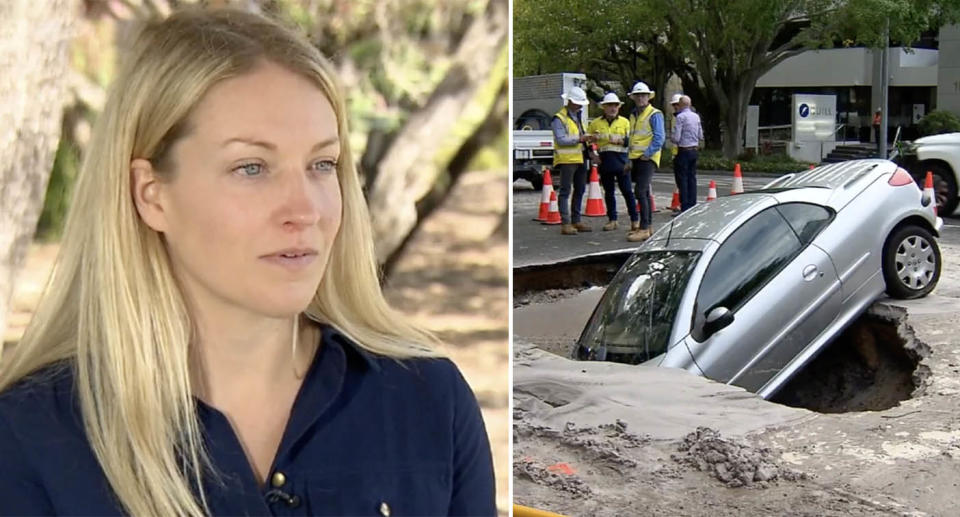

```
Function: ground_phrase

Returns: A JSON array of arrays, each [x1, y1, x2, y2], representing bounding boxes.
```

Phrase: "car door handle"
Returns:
[[802, 264, 821, 281]]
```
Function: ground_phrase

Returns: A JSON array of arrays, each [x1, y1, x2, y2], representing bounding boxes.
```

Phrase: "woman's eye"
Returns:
[[234, 162, 264, 177], [310, 159, 337, 174]]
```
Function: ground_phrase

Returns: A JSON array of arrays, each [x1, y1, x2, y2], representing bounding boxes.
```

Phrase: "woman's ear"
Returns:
[[130, 158, 168, 233]]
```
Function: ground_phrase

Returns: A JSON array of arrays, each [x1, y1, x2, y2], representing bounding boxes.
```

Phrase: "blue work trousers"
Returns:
[[631, 158, 656, 229], [599, 161, 637, 222], [556, 162, 587, 225], [675, 149, 699, 212]]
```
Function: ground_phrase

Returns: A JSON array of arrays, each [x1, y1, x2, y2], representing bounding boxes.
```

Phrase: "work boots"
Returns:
[[627, 227, 653, 242], [630, 221, 641, 232], [573, 222, 593, 232], [561, 224, 578, 235], [602, 220, 618, 231]]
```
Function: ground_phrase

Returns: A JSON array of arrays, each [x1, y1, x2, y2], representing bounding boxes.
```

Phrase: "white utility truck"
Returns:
[[513, 73, 587, 190]]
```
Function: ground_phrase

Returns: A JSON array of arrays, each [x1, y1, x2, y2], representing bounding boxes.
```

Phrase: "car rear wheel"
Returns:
[[883, 225, 941, 299]]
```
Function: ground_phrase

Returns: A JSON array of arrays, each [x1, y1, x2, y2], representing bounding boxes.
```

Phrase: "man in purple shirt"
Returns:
[[671, 95, 704, 212]]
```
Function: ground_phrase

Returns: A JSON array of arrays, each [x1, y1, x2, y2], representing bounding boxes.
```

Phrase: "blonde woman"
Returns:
[[0, 8, 495, 517]]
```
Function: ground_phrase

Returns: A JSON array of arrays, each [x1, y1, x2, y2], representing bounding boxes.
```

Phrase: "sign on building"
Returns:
[[745, 105, 759, 150], [913, 104, 926, 124], [792, 94, 837, 142], [790, 94, 837, 163]]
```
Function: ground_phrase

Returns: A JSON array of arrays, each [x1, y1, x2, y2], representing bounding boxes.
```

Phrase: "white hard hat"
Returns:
[[561, 86, 589, 107], [670, 93, 683, 105], [629, 81, 655, 98], [600, 92, 623, 105]]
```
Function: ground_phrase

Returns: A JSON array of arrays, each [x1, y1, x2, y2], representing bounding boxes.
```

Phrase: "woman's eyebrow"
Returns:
[[220, 136, 339, 152]]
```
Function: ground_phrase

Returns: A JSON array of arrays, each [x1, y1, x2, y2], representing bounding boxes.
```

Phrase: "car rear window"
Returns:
[[775, 203, 833, 244]]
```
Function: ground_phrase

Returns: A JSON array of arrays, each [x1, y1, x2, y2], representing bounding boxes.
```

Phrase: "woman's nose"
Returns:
[[277, 170, 321, 230]]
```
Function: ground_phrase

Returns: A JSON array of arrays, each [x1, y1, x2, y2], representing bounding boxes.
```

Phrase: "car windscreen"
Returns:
[[577, 250, 701, 364]]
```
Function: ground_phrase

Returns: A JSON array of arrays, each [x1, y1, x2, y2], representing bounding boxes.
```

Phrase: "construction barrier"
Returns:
[[534, 168, 554, 222], [706, 180, 717, 201], [584, 164, 606, 217], [542, 190, 561, 225], [730, 163, 744, 195]]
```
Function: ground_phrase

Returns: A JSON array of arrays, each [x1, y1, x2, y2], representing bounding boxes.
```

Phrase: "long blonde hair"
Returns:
[[0, 8, 438, 516]]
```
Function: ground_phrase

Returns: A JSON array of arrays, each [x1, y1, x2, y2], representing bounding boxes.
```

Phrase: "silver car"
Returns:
[[575, 159, 942, 399]]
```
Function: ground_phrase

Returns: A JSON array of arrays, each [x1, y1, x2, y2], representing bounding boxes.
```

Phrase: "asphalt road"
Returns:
[[513, 171, 960, 268]]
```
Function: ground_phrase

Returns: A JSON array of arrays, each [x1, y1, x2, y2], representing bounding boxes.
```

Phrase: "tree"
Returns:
[[42, 0, 508, 269], [516, 0, 960, 158], [658, 0, 960, 158], [0, 0, 77, 345], [513, 0, 674, 109]]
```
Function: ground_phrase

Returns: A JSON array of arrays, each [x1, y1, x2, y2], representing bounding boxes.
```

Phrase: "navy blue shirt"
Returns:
[[0, 326, 496, 516]]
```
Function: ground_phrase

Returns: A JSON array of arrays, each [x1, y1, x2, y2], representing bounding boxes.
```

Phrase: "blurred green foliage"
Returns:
[[661, 149, 814, 174], [38, 0, 506, 240], [36, 134, 80, 241], [917, 110, 960, 136]]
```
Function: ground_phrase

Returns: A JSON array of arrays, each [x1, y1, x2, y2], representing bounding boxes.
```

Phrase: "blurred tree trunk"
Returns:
[[0, 0, 76, 345], [366, 0, 507, 265]]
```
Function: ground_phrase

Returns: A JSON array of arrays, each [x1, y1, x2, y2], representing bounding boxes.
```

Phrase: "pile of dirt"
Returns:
[[513, 456, 594, 498], [672, 427, 809, 488], [514, 419, 652, 497]]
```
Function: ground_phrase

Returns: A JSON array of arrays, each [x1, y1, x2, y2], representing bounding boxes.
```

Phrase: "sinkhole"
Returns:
[[771, 307, 930, 413]]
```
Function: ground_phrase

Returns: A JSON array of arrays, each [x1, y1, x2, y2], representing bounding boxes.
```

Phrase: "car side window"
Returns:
[[776, 203, 833, 244], [694, 208, 802, 337]]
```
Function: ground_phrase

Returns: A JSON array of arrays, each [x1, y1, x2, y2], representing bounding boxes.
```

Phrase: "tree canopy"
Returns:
[[515, 0, 960, 157]]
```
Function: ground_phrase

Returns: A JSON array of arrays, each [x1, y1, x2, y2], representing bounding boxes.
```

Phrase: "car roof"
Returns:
[[645, 159, 895, 245], [647, 193, 778, 242], [763, 159, 890, 190]]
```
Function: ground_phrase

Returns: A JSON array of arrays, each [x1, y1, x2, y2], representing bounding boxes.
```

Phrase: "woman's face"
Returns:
[[135, 61, 342, 320]]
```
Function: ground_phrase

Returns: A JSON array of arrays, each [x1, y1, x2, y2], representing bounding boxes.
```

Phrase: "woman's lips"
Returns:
[[260, 252, 318, 271]]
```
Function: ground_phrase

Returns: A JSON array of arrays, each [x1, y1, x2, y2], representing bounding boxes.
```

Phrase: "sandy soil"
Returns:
[[514, 239, 960, 516], [4, 169, 510, 515]]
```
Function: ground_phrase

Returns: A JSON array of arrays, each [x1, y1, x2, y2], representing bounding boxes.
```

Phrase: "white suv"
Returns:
[[895, 132, 960, 216]]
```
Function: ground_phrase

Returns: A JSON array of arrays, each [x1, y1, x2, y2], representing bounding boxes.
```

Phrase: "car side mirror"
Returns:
[[703, 306, 734, 338]]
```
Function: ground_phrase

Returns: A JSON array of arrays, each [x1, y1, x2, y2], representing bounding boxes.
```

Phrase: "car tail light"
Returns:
[[888, 167, 916, 187]]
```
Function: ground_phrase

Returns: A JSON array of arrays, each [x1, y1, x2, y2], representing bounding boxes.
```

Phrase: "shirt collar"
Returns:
[[316, 324, 382, 372]]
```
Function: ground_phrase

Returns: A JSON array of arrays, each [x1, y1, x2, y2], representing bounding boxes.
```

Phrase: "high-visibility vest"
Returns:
[[587, 116, 630, 154], [553, 109, 585, 165], [629, 104, 663, 166]]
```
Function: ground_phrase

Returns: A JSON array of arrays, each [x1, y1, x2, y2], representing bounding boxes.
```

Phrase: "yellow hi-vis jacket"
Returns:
[[629, 104, 663, 166], [552, 109, 585, 166], [586, 115, 630, 154]]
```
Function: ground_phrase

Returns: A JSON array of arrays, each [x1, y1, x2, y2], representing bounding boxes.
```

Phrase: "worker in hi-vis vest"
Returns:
[[626, 81, 665, 242], [550, 86, 596, 235], [587, 92, 638, 237]]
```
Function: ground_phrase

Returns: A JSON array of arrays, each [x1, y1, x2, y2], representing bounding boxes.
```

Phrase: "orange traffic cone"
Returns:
[[584, 164, 606, 217], [650, 194, 658, 213], [706, 180, 717, 201], [542, 190, 561, 225], [669, 188, 681, 211], [924, 171, 937, 215], [535, 168, 554, 221], [730, 163, 744, 195], [809, 164, 816, 170]]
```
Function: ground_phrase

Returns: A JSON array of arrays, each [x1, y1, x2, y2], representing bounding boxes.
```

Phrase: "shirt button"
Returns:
[[379, 501, 391, 516], [271, 472, 286, 488]]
